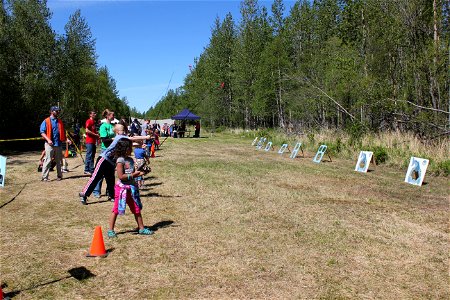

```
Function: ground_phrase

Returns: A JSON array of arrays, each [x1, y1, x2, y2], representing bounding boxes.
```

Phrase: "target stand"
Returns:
[[264, 141, 274, 151], [355, 151, 376, 173], [278, 144, 290, 155], [290, 142, 304, 159], [313, 145, 332, 163]]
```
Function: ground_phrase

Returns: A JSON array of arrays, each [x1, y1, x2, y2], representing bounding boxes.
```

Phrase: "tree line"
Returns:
[[147, 0, 449, 139], [0, 0, 132, 139]]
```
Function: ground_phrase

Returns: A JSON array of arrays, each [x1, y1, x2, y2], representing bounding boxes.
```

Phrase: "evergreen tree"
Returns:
[[0, 0, 57, 137], [114, 0, 450, 137], [59, 9, 97, 124]]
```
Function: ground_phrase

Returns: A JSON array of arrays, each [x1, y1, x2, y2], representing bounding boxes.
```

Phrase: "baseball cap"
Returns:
[[50, 106, 61, 112]]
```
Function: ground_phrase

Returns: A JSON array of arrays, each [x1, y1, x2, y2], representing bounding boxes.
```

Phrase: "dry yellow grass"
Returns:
[[245, 128, 449, 174], [0, 133, 448, 299]]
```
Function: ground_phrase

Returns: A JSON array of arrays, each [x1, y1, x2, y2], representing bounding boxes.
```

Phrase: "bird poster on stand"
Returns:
[[355, 151, 374, 173], [404, 157, 429, 186]]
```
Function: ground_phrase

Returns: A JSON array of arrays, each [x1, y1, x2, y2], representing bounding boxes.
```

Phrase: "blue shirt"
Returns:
[[100, 134, 130, 165], [40, 116, 61, 147], [134, 148, 146, 159]]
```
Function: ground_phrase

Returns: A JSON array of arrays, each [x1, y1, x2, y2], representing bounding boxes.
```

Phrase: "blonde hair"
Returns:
[[114, 124, 125, 134]]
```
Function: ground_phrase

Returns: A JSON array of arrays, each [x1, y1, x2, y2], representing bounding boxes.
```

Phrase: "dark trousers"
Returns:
[[84, 143, 96, 173], [81, 157, 115, 198]]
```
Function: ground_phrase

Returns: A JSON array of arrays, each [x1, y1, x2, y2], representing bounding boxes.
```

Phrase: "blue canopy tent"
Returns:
[[171, 108, 201, 120], [171, 109, 201, 138]]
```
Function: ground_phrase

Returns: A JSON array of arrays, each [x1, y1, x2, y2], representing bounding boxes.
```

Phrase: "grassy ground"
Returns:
[[0, 133, 448, 299]]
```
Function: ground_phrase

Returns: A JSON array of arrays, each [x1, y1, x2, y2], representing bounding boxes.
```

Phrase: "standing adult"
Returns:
[[73, 122, 81, 149], [172, 123, 178, 138], [179, 122, 186, 138], [40, 106, 67, 181], [93, 109, 116, 198], [141, 119, 149, 137], [141, 119, 150, 155], [84, 110, 99, 175], [79, 124, 151, 205], [130, 118, 142, 136], [194, 121, 200, 138], [161, 123, 167, 137]]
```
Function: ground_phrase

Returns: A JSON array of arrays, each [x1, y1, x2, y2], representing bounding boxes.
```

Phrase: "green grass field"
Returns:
[[0, 133, 448, 299]]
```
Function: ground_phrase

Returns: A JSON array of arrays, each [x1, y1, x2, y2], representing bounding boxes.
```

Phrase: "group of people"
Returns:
[[163, 121, 200, 138], [40, 106, 159, 237], [129, 118, 201, 139]]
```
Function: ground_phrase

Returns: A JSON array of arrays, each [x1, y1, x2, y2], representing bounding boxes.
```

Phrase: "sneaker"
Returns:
[[56, 177, 62, 181], [107, 230, 117, 238], [79, 192, 87, 205], [84, 172, 92, 176], [109, 197, 114, 202], [41, 178, 49, 182], [138, 228, 154, 235]]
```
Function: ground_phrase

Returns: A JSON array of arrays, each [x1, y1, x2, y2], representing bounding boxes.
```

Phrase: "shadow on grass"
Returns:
[[6, 159, 30, 166], [70, 164, 83, 170], [2, 266, 96, 298], [0, 183, 26, 209], [116, 220, 177, 236], [86, 199, 111, 205], [62, 174, 91, 180], [140, 192, 181, 198], [148, 220, 178, 231], [86, 248, 115, 257], [139, 182, 163, 190]]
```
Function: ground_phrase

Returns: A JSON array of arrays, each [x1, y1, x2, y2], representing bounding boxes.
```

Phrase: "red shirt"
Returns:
[[85, 118, 97, 144]]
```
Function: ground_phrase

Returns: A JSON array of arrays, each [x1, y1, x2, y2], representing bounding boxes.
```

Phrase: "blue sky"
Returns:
[[48, 0, 294, 113]]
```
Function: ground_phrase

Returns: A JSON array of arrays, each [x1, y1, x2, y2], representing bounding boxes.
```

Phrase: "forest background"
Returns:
[[0, 0, 448, 142]]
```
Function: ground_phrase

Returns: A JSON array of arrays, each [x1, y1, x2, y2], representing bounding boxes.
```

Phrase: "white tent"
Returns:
[[101, 118, 119, 124], [132, 118, 174, 128], [151, 118, 175, 127]]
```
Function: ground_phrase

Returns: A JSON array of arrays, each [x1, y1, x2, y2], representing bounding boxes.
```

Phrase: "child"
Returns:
[[133, 141, 151, 188], [107, 139, 153, 238], [153, 129, 160, 150], [38, 149, 56, 172]]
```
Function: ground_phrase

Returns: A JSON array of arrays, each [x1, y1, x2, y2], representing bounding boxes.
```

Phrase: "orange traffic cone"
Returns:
[[86, 226, 108, 257], [150, 144, 155, 158]]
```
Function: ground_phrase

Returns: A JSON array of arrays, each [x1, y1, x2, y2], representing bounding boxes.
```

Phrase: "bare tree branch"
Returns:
[[427, 131, 450, 140], [288, 75, 356, 121], [387, 98, 450, 114]]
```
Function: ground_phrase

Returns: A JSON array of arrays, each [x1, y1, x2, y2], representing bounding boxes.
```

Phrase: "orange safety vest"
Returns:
[[45, 117, 66, 142]]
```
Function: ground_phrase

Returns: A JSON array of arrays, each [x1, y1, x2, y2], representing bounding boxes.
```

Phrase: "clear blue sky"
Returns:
[[48, 0, 294, 113]]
